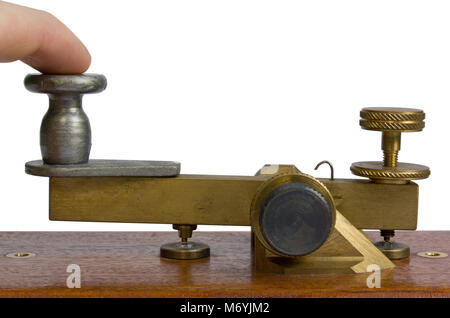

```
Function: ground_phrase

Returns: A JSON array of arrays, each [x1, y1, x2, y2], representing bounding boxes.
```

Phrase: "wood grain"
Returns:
[[0, 231, 448, 297]]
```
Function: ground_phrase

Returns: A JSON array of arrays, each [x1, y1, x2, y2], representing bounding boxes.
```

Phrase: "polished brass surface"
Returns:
[[352, 107, 430, 184], [49, 175, 268, 226], [334, 212, 394, 273], [256, 164, 301, 176], [319, 178, 418, 230], [350, 161, 430, 184], [49, 175, 419, 230], [360, 107, 425, 132]]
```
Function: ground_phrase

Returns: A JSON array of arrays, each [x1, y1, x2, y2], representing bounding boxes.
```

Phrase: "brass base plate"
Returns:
[[374, 241, 410, 260], [160, 242, 210, 260], [351, 161, 430, 183]]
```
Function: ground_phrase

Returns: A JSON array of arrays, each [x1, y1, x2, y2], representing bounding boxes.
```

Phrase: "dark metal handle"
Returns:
[[24, 74, 107, 164]]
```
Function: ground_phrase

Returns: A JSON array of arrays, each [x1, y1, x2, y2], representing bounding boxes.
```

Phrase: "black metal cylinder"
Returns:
[[260, 183, 333, 257]]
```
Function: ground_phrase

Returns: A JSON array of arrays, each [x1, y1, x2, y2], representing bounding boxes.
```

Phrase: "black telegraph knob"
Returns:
[[258, 182, 334, 257]]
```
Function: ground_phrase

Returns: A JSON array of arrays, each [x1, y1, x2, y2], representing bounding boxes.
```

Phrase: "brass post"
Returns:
[[380, 229, 395, 242], [174, 224, 196, 243], [160, 224, 210, 260]]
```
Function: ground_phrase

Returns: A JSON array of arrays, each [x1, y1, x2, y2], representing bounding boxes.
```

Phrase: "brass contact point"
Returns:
[[160, 224, 210, 260], [160, 241, 210, 260], [373, 241, 410, 260]]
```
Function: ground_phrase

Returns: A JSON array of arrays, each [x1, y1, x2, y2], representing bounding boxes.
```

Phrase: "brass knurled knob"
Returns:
[[360, 107, 425, 132], [351, 107, 430, 184]]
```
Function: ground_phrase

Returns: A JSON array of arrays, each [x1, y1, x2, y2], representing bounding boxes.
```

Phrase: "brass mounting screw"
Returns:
[[417, 251, 448, 259], [6, 252, 36, 259], [380, 229, 395, 243], [173, 224, 196, 243]]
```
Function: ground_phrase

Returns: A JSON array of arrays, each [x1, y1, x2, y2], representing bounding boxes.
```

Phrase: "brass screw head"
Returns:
[[417, 251, 448, 259], [359, 107, 425, 133], [6, 252, 36, 259]]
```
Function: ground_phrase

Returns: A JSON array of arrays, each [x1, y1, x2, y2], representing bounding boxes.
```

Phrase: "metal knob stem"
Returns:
[[382, 131, 401, 168], [24, 74, 107, 165]]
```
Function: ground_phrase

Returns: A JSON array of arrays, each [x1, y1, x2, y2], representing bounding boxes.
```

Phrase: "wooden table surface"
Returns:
[[0, 231, 448, 297]]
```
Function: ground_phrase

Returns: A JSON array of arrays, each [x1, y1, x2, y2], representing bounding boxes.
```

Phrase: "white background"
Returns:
[[0, 0, 448, 231]]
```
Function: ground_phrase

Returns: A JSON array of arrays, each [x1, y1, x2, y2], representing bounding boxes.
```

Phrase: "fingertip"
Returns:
[[78, 44, 92, 74], [0, 2, 93, 75], [48, 11, 92, 74], [21, 8, 93, 74]]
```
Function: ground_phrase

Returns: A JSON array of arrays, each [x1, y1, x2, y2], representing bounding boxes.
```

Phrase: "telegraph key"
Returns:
[[24, 74, 430, 274]]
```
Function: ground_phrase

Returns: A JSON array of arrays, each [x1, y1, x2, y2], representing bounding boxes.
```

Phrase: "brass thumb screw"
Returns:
[[351, 107, 430, 183], [360, 107, 425, 169]]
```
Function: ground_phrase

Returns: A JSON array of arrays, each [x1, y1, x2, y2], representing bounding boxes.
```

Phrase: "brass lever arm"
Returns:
[[49, 174, 418, 230]]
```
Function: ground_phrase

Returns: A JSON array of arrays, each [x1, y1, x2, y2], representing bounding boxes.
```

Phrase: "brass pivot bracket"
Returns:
[[350, 107, 431, 260], [160, 224, 210, 260]]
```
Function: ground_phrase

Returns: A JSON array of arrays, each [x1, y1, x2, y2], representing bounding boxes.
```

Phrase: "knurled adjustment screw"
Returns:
[[350, 107, 430, 184]]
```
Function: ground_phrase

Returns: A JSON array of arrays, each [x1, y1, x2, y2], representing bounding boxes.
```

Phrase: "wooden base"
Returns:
[[0, 231, 448, 297]]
